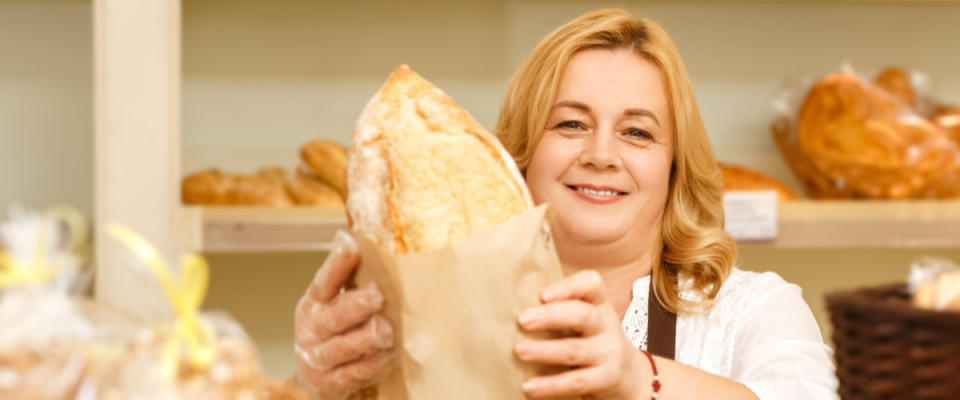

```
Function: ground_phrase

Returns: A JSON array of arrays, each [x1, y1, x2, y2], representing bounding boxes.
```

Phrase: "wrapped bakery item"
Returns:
[[772, 64, 960, 199], [182, 169, 294, 206], [0, 205, 99, 399], [347, 65, 569, 400], [909, 257, 960, 311], [93, 224, 272, 399], [300, 140, 348, 197], [719, 163, 800, 202]]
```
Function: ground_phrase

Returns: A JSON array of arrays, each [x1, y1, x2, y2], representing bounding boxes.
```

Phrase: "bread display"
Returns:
[[346, 65, 533, 254], [931, 104, 960, 144], [301, 140, 348, 197], [182, 164, 346, 207], [773, 66, 960, 199], [286, 168, 343, 206], [182, 169, 293, 206], [719, 163, 800, 201], [873, 66, 915, 107]]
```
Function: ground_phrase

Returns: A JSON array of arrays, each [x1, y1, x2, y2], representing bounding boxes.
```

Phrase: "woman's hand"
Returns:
[[514, 270, 650, 399], [292, 231, 396, 400]]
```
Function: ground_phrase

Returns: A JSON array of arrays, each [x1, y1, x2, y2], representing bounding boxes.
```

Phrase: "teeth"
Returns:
[[575, 187, 620, 197]]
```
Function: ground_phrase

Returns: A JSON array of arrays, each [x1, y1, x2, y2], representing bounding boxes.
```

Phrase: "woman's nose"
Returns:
[[578, 128, 620, 170]]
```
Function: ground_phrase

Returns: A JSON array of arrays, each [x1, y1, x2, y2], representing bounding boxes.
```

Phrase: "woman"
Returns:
[[292, 8, 837, 400]]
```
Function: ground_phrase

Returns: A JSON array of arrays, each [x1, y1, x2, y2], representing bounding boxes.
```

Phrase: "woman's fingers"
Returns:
[[307, 231, 361, 304], [297, 282, 385, 345], [517, 300, 604, 335], [541, 270, 606, 305], [521, 365, 614, 398], [300, 349, 396, 398], [514, 336, 612, 367], [309, 315, 395, 369]]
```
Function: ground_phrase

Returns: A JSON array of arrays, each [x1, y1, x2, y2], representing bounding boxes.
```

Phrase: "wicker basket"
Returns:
[[826, 283, 960, 400]]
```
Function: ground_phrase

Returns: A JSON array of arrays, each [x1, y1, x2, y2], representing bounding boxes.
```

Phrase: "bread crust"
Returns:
[[719, 163, 800, 201], [346, 65, 533, 254], [182, 169, 293, 206], [300, 140, 348, 197]]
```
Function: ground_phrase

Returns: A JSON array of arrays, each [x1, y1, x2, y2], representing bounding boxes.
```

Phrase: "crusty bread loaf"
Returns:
[[301, 140, 348, 197], [286, 168, 344, 206], [182, 169, 293, 206], [346, 65, 533, 254], [719, 163, 800, 202]]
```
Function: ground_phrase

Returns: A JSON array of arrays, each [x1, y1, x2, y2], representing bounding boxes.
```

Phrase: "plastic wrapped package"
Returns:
[[772, 65, 960, 199], [92, 225, 306, 400], [83, 312, 263, 400], [909, 257, 960, 311], [1, 207, 305, 399], [0, 206, 101, 399]]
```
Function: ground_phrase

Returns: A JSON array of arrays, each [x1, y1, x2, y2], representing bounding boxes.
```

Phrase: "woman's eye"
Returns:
[[625, 128, 653, 140], [554, 120, 585, 130]]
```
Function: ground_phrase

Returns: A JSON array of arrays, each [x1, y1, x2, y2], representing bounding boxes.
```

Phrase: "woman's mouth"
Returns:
[[566, 185, 627, 203]]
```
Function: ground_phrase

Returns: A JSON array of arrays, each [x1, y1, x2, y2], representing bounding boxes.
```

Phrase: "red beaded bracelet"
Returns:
[[640, 349, 661, 399]]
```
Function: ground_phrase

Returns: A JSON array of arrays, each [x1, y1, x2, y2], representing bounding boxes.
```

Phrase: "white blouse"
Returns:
[[621, 268, 839, 400]]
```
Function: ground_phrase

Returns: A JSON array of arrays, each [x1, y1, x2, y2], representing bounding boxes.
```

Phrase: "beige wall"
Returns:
[[0, 0, 92, 215], [4, 0, 960, 379]]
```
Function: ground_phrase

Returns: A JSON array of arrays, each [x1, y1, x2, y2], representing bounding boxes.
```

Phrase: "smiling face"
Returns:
[[524, 48, 674, 248]]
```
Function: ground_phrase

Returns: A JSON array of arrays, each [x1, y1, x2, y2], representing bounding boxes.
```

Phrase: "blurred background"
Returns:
[[2, 0, 960, 379]]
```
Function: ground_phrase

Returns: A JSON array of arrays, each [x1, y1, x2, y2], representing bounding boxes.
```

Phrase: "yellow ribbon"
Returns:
[[106, 224, 216, 377], [0, 251, 56, 287], [0, 205, 87, 287]]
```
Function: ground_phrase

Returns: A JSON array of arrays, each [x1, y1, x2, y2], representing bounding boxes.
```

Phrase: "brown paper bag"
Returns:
[[353, 205, 572, 400]]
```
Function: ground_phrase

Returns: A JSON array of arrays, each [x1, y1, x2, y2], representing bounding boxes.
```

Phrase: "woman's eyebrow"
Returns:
[[551, 100, 590, 112], [624, 108, 660, 126]]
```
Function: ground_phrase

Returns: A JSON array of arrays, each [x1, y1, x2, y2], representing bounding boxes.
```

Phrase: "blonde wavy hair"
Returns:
[[496, 8, 736, 315]]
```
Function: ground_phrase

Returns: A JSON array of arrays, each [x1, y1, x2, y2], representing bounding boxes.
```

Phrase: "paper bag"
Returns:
[[354, 205, 570, 400]]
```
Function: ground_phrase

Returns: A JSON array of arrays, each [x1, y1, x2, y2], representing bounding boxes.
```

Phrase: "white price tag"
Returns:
[[722, 191, 778, 241]]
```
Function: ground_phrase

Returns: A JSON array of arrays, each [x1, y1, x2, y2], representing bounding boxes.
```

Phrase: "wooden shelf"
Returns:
[[183, 206, 347, 253], [182, 201, 960, 253], [768, 200, 960, 248]]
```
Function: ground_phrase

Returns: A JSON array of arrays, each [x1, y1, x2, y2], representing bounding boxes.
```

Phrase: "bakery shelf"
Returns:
[[183, 206, 347, 253], [764, 200, 960, 248], [179, 201, 960, 253]]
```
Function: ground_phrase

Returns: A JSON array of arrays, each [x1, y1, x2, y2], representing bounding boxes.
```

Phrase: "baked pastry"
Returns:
[[791, 73, 957, 198], [257, 166, 289, 188], [914, 271, 960, 311], [182, 169, 233, 205], [182, 169, 293, 206], [931, 104, 960, 145], [286, 168, 343, 206], [719, 163, 800, 201], [301, 140, 348, 197], [873, 66, 915, 107], [346, 65, 533, 254]]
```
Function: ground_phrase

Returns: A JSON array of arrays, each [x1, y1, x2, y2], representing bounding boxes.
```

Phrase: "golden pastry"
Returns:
[[873, 66, 915, 107], [794, 73, 955, 199], [286, 169, 343, 206], [300, 140, 348, 197], [182, 169, 293, 206], [719, 163, 800, 202]]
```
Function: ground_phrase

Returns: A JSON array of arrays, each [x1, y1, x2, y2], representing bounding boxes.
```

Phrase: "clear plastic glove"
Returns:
[[292, 231, 395, 400]]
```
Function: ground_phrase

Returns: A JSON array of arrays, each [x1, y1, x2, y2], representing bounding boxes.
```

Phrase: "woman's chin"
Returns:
[[555, 219, 628, 246]]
